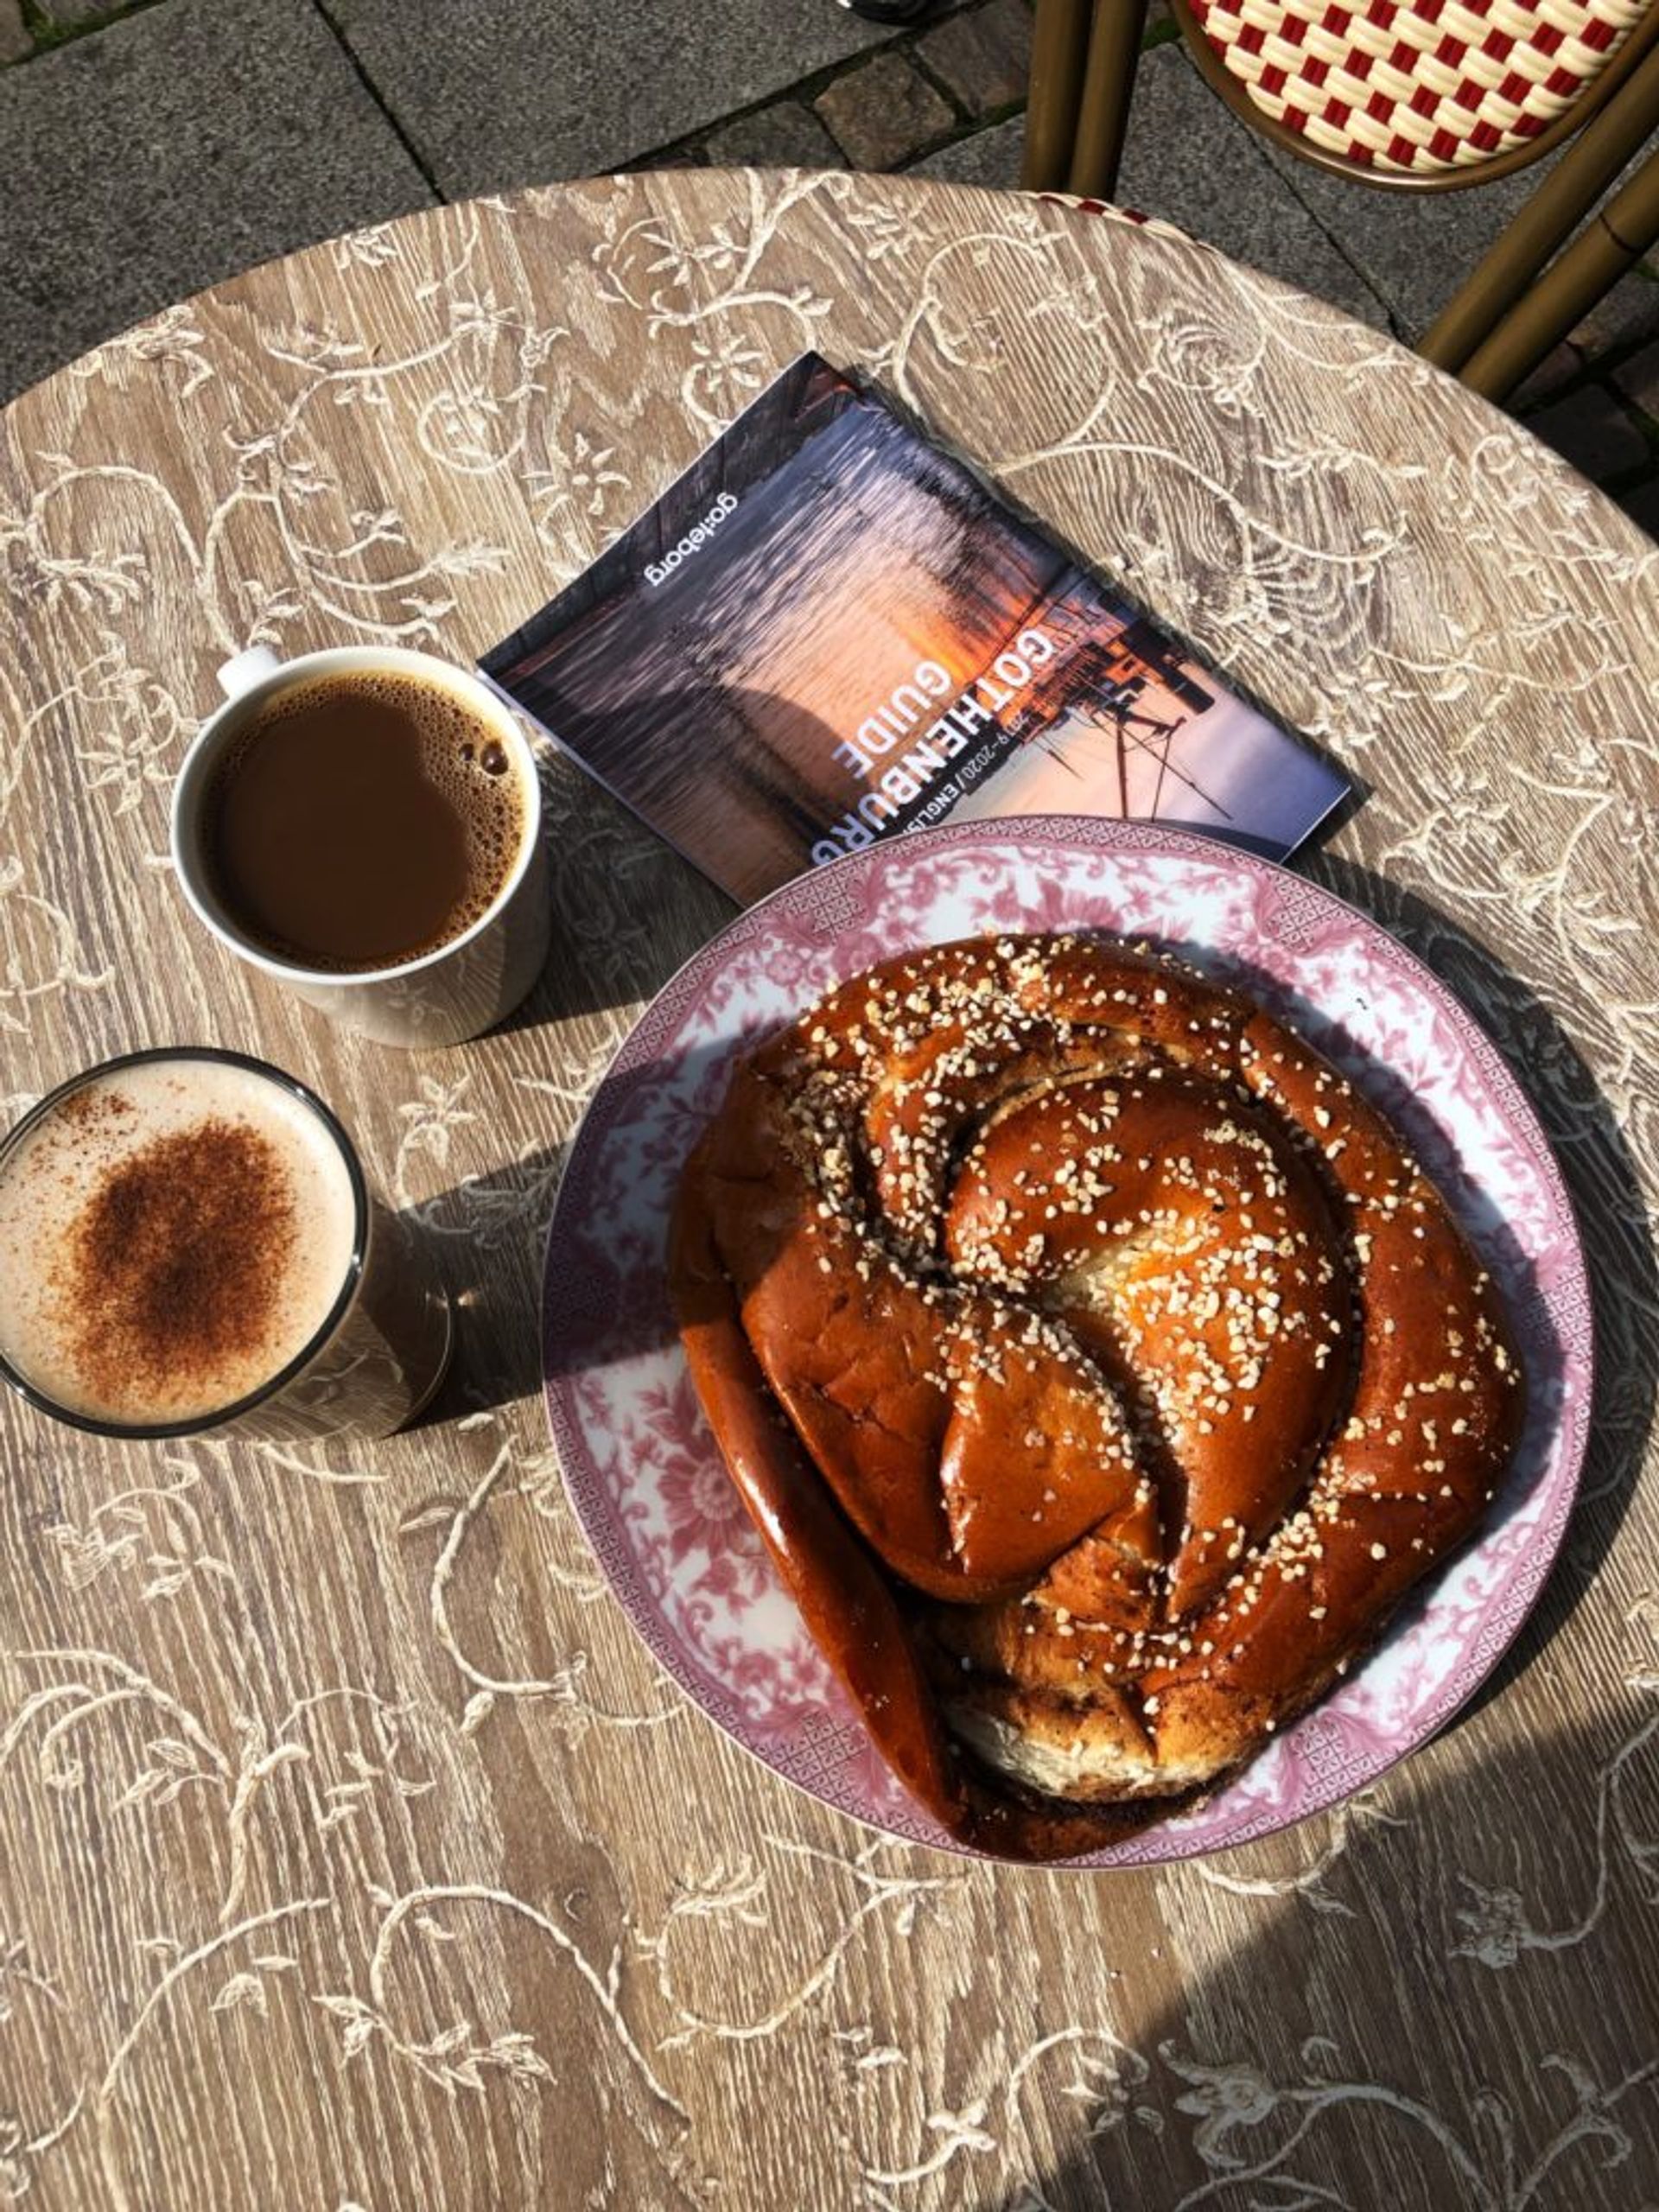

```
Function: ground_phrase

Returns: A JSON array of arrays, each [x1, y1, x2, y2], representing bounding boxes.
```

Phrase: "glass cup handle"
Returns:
[[217, 646, 283, 701]]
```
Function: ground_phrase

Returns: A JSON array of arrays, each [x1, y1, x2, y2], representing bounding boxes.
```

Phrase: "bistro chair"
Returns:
[[1024, 0, 1659, 398]]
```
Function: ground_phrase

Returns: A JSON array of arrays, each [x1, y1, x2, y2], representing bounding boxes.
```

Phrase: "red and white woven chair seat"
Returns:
[[1188, 0, 1653, 174]]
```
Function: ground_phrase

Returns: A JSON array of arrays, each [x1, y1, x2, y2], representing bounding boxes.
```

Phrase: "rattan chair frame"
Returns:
[[1021, 0, 1659, 400], [1168, 0, 1659, 194]]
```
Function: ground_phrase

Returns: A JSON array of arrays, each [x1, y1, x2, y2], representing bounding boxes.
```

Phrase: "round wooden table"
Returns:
[[2, 170, 1656, 2209]]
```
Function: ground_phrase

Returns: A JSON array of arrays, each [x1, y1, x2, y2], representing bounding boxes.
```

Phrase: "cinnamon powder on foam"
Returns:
[[56, 1116, 299, 1409]]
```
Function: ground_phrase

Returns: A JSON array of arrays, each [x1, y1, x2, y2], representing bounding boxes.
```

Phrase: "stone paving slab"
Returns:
[[910, 111, 1024, 188], [1612, 337, 1659, 415], [1623, 476, 1659, 535], [817, 47, 957, 168], [917, 0, 1030, 117], [1526, 385, 1654, 484], [326, 0, 896, 198], [703, 99, 842, 171], [32, 0, 124, 27], [0, 0, 432, 406], [1567, 266, 1659, 356]]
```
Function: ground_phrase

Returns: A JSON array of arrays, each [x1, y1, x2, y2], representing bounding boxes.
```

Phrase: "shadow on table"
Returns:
[[985, 1684, 1659, 2209], [401, 1140, 571, 1427], [1306, 859, 1658, 1729], [489, 757, 737, 1036], [491, 877, 730, 1033], [405, 1030, 747, 1424]]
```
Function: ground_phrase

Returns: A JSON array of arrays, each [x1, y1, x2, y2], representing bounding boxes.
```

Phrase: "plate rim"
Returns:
[[542, 816, 1593, 1868]]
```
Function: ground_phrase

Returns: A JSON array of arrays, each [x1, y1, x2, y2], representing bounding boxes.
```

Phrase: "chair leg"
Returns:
[[1421, 40, 1659, 375], [1067, 0, 1152, 203], [1460, 143, 1659, 401], [1023, 0, 1095, 192]]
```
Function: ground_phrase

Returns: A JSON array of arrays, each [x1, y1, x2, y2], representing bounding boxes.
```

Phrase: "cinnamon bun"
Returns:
[[670, 932, 1523, 1859]]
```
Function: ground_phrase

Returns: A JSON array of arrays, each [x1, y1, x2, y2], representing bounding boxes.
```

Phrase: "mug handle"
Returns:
[[217, 646, 283, 701]]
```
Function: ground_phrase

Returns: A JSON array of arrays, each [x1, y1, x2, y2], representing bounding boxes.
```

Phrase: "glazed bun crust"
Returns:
[[669, 933, 1524, 1859]]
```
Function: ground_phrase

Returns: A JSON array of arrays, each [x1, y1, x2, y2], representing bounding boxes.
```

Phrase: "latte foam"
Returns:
[[0, 1057, 359, 1428]]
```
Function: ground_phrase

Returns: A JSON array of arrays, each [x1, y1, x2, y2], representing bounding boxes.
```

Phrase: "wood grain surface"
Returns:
[[0, 170, 1656, 2210]]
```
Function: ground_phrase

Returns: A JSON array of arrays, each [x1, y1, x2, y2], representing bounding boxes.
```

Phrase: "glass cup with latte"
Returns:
[[0, 1048, 452, 1443], [171, 646, 550, 1049]]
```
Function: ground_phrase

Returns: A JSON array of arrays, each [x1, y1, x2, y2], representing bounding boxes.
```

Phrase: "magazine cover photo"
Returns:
[[483, 353, 1347, 905]]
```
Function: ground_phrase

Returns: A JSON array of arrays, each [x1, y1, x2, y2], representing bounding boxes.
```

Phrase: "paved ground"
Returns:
[[3, 0, 1658, 533]]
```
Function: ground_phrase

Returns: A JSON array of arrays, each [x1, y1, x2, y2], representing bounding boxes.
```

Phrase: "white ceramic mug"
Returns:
[[171, 645, 550, 1049]]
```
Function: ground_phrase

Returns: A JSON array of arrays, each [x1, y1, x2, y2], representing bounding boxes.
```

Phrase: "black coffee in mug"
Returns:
[[202, 669, 525, 971]]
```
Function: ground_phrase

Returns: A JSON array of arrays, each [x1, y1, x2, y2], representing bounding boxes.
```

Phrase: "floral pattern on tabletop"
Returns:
[[0, 169, 1655, 2204]]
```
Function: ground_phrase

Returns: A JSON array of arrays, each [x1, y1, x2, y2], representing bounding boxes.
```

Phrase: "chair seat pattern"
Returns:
[[1189, 0, 1653, 173]]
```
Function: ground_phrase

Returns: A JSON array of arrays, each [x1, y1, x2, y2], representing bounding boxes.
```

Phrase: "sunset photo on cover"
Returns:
[[484, 355, 1347, 905]]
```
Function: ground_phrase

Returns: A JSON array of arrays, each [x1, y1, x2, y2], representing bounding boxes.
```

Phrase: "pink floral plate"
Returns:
[[542, 817, 1591, 1866]]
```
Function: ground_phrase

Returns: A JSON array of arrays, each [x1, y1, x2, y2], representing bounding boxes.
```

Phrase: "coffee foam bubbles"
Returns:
[[213, 670, 528, 970]]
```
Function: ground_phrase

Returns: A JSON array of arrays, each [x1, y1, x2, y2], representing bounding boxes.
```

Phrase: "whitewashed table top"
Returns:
[[1, 168, 1656, 2209]]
